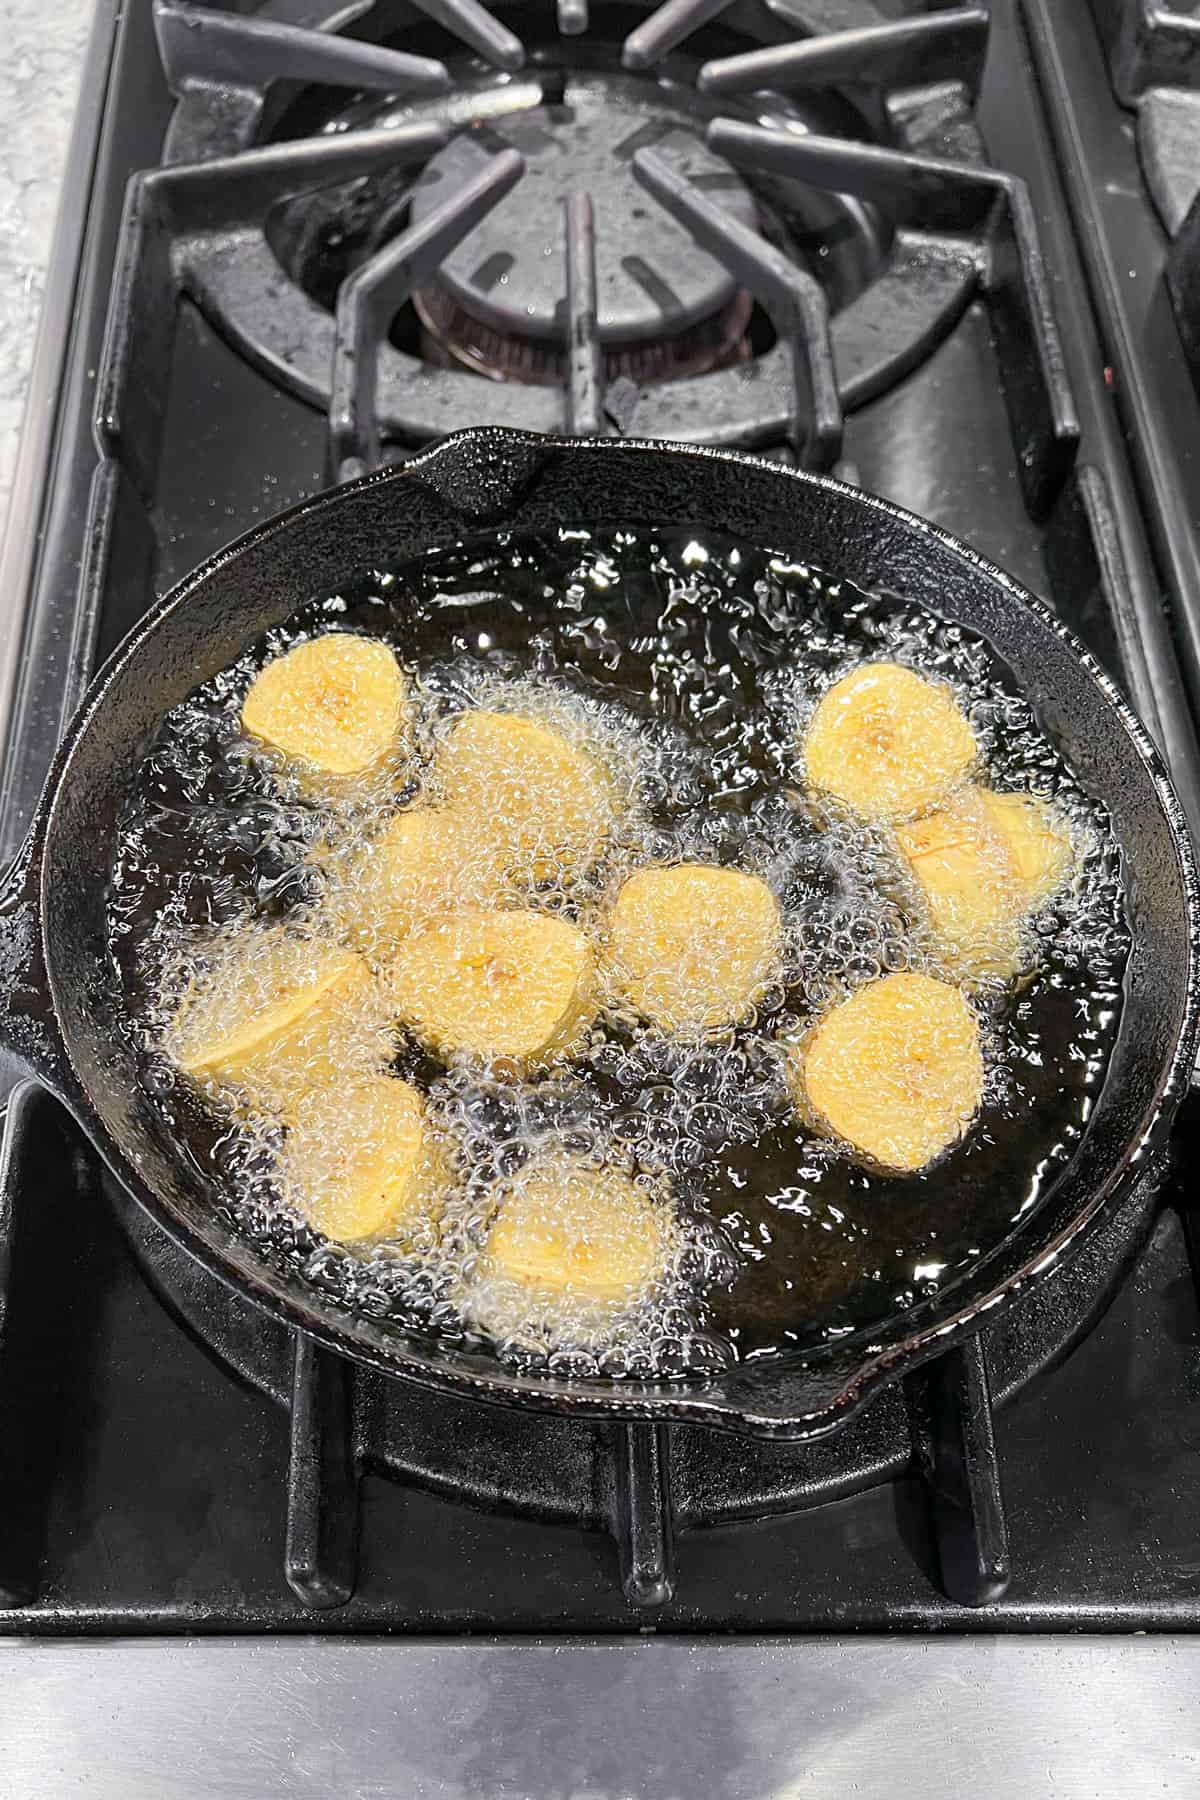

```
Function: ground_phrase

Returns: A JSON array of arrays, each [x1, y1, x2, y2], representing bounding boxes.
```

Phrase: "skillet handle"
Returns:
[[404, 427, 553, 524], [0, 826, 72, 1098]]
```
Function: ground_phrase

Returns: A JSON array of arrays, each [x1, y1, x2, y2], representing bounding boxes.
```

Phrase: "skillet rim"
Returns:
[[29, 429, 1200, 1440]]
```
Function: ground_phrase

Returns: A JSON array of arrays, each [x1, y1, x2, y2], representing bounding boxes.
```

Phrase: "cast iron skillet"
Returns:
[[1, 428, 1197, 1442]]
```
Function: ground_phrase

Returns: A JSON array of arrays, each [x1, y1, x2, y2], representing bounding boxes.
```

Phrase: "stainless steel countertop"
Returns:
[[1, 1637, 1197, 1798]]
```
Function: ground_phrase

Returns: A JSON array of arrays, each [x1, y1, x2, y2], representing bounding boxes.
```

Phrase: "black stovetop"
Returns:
[[3, 0, 1200, 1633], [2, 1079, 1200, 1631]]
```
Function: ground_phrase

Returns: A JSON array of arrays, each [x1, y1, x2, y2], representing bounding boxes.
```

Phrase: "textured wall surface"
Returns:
[[0, 0, 95, 542]]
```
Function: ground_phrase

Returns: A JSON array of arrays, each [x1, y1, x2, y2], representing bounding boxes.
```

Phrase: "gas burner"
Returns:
[[405, 83, 760, 385], [150, 2, 992, 458], [259, 58, 884, 449]]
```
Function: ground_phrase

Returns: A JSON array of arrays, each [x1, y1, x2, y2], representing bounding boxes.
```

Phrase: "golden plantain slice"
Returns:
[[481, 1155, 673, 1304], [607, 862, 781, 1033], [790, 971, 984, 1174], [169, 928, 379, 1108], [435, 709, 616, 883], [326, 806, 507, 952], [803, 662, 978, 820], [281, 1074, 446, 1245], [895, 791, 1025, 983], [242, 634, 410, 777], [385, 906, 596, 1070], [976, 788, 1073, 907]]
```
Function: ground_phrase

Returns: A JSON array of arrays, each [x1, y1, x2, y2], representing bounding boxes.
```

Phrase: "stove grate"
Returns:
[[4, 0, 1199, 1623], [49, 0, 1117, 1615]]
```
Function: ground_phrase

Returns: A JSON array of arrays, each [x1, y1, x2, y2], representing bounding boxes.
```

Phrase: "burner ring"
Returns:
[[412, 279, 755, 385], [182, 221, 975, 443]]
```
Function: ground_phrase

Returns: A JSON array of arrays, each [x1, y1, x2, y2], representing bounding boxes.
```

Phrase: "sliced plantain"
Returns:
[[480, 1154, 673, 1305], [976, 788, 1073, 907], [789, 971, 984, 1174], [895, 791, 1025, 983], [242, 634, 411, 777], [607, 862, 781, 1033], [324, 805, 507, 953], [803, 662, 978, 821], [385, 906, 596, 1071], [435, 709, 617, 884], [169, 927, 381, 1108], [281, 1074, 447, 1246]]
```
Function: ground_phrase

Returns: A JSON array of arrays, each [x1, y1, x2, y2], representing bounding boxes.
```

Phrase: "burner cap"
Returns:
[[409, 82, 759, 347]]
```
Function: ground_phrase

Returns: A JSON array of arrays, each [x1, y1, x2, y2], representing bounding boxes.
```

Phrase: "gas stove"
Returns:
[[3, 0, 1200, 1786]]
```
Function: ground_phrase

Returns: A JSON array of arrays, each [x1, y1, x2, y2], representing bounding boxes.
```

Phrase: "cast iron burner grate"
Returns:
[[1026, 0, 1200, 732], [5, 0, 1200, 1625], [107, 1158, 1169, 1611], [103, 0, 1073, 499], [79, 0, 1135, 1613], [1085, 0, 1200, 392]]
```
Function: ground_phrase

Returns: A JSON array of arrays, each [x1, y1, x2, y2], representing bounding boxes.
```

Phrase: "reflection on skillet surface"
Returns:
[[105, 527, 1129, 1381]]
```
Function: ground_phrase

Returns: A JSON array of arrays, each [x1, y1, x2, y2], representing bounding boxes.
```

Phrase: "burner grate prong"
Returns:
[[409, 0, 526, 71], [563, 192, 604, 435], [612, 1424, 676, 1608], [99, 124, 450, 505], [1093, 0, 1200, 106], [154, 2, 452, 98], [911, 1334, 1010, 1609], [622, 0, 737, 71], [285, 1335, 359, 1611], [632, 147, 842, 468], [330, 146, 526, 480], [698, 6, 989, 100], [709, 118, 998, 231], [558, 0, 589, 33], [708, 119, 1079, 516], [154, 121, 451, 234]]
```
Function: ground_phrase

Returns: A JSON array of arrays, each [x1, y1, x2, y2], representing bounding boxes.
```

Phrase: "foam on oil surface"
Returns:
[[106, 528, 1129, 1375]]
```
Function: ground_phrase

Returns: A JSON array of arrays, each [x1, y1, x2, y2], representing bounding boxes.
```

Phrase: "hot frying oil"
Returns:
[[106, 526, 1129, 1378]]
